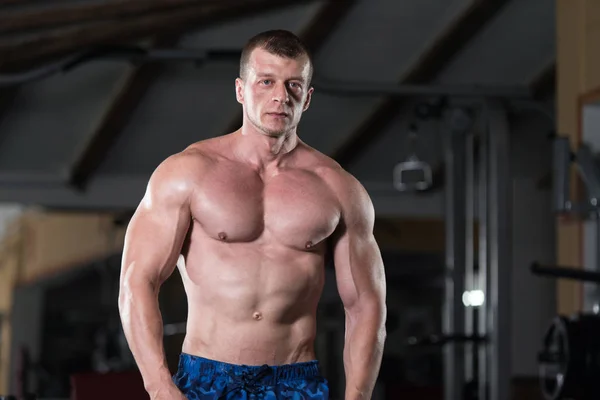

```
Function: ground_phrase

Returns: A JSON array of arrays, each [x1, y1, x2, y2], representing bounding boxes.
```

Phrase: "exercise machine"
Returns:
[[533, 136, 600, 400]]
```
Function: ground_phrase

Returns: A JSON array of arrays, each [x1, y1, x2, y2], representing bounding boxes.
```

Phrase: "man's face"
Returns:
[[236, 47, 314, 137]]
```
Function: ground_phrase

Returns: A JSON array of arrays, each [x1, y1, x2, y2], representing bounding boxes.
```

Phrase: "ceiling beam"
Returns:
[[0, 89, 18, 170], [0, 0, 313, 68], [331, 0, 512, 168], [0, 0, 202, 35], [295, 0, 355, 57], [0, 0, 25, 6], [530, 60, 556, 101], [67, 35, 179, 190], [221, 0, 356, 135], [0, 170, 67, 185], [67, 0, 314, 189], [0, 87, 17, 124]]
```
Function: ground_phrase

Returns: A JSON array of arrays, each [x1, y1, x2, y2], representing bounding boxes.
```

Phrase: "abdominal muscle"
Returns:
[[176, 237, 326, 366]]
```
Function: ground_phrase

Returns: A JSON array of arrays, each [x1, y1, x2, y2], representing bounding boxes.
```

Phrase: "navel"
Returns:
[[253, 311, 263, 321]]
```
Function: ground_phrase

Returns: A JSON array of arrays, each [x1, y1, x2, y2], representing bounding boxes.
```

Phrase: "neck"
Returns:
[[235, 122, 299, 169]]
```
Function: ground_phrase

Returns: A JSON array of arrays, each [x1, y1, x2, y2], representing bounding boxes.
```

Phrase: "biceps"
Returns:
[[333, 231, 386, 311], [121, 202, 191, 287]]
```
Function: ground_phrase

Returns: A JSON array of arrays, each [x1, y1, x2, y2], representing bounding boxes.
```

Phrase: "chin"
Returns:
[[260, 123, 291, 137]]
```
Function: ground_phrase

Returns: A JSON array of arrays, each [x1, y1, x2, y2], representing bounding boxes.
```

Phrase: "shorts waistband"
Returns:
[[177, 352, 322, 385]]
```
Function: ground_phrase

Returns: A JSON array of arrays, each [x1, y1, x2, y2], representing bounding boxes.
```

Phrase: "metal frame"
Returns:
[[443, 107, 469, 400], [551, 136, 600, 214], [590, 212, 600, 313], [477, 107, 489, 400], [465, 110, 476, 387], [577, 145, 600, 313], [443, 100, 512, 400], [547, 135, 600, 312], [575, 144, 600, 201], [553, 136, 572, 212], [486, 100, 512, 400]]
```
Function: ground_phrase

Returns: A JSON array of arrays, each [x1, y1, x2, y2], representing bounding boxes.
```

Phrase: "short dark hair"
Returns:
[[240, 29, 313, 84]]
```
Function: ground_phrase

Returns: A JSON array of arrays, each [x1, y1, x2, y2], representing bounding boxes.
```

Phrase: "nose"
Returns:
[[272, 82, 289, 104]]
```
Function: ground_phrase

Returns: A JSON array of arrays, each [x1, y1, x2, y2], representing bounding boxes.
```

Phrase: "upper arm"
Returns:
[[331, 173, 386, 313], [120, 153, 196, 289]]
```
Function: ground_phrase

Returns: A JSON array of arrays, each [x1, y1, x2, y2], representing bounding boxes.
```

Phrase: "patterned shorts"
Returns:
[[172, 353, 330, 399]]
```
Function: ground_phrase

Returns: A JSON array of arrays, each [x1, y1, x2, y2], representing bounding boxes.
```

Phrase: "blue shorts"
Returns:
[[173, 353, 330, 399]]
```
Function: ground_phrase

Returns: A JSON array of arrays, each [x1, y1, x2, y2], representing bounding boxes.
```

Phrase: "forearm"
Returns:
[[343, 301, 386, 400], [118, 279, 173, 394]]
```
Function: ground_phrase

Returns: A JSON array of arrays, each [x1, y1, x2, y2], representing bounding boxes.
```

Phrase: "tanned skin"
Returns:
[[118, 47, 387, 400]]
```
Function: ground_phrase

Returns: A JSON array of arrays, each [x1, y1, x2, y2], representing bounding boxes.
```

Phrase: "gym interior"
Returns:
[[0, 1, 595, 399]]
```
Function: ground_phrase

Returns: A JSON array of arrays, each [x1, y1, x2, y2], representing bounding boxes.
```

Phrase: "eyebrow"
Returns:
[[256, 73, 305, 82]]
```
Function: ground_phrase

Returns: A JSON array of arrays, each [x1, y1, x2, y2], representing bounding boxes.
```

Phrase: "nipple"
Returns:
[[218, 232, 227, 241], [305, 241, 313, 249], [253, 311, 262, 321]]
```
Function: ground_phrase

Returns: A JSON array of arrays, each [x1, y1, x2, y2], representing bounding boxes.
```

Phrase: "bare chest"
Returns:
[[190, 167, 340, 250]]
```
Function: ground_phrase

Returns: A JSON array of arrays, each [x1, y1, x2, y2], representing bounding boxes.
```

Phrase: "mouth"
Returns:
[[266, 112, 289, 118]]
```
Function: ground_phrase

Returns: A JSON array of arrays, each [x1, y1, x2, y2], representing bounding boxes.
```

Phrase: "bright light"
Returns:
[[462, 290, 485, 307]]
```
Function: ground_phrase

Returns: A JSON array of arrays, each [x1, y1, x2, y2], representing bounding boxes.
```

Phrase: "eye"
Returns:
[[261, 79, 272, 85], [288, 82, 301, 89]]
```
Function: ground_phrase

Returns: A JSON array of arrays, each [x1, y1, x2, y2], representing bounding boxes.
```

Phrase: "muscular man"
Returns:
[[118, 30, 387, 400]]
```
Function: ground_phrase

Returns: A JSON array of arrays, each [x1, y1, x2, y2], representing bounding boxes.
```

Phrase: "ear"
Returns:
[[235, 78, 244, 104], [302, 86, 314, 112]]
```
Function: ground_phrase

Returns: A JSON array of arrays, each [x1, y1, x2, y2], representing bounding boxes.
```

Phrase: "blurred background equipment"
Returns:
[[531, 133, 600, 400], [393, 122, 433, 192]]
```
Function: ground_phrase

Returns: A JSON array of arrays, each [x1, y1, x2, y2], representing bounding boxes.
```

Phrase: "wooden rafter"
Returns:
[[0, 87, 17, 124], [0, 0, 312, 68], [530, 61, 556, 101], [68, 35, 179, 190], [331, 0, 512, 167], [67, 0, 314, 189], [295, 0, 355, 58], [222, 0, 356, 135], [0, 70, 18, 160], [0, 0, 203, 34], [0, 0, 24, 6]]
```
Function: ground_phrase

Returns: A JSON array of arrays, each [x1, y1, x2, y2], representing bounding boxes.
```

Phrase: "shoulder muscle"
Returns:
[[318, 166, 374, 232], [141, 150, 205, 212]]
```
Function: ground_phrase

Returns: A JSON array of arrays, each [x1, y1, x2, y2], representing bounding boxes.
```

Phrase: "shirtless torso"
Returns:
[[178, 134, 342, 366], [119, 31, 386, 400]]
